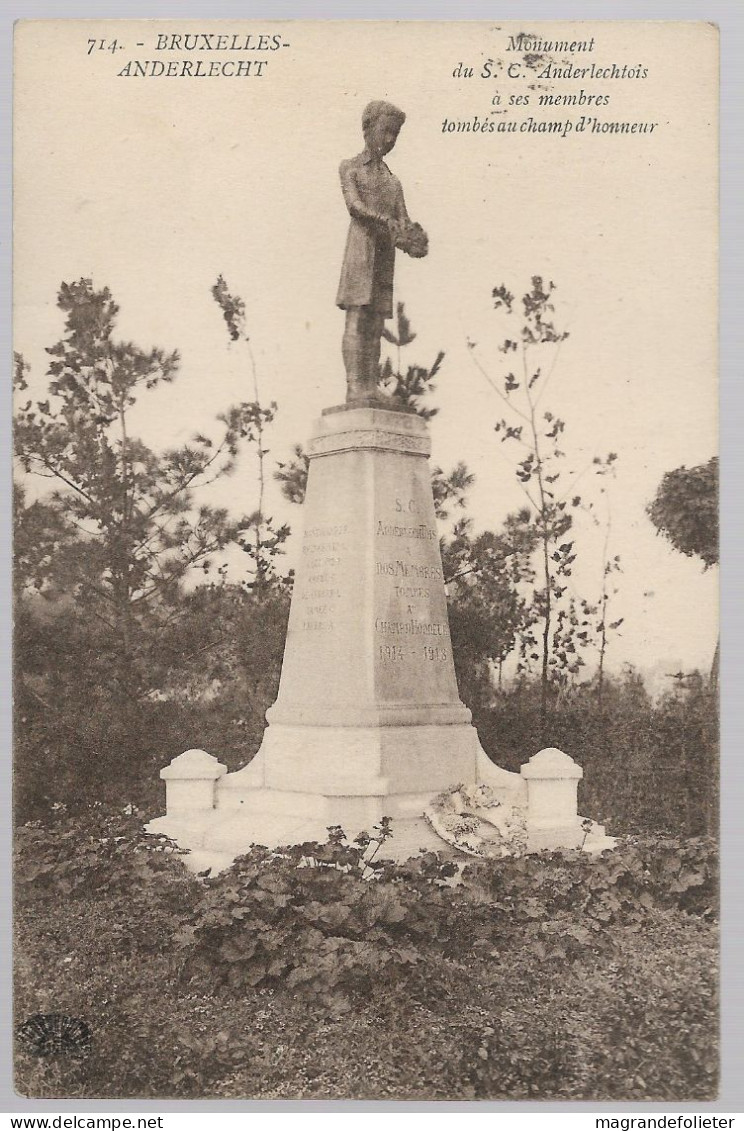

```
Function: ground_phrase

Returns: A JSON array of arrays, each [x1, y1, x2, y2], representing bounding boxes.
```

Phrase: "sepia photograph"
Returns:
[[11, 18, 721, 1103]]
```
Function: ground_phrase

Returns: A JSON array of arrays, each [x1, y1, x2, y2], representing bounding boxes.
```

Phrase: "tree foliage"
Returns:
[[380, 302, 445, 421], [274, 303, 448, 506], [210, 275, 290, 595], [442, 509, 536, 702], [14, 281, 272, 632], [274, 444, 310, 506], [469, 277, 622, 722], [647, 457, 718, 570]]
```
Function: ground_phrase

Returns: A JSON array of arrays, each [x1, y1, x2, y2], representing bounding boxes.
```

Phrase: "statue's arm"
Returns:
[[339, 162, 391, 229], [395, 179, 411, 226], [392, 177, 428, 257]]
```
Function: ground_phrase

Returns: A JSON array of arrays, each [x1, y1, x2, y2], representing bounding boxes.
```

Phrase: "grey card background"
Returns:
[[3, 0, 742, 1114]]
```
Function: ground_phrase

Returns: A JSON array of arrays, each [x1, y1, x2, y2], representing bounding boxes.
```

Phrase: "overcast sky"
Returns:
[[13, 19, 718, 679]]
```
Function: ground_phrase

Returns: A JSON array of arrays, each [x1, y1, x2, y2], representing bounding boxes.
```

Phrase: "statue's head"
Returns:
[[362, 100, 406, 157]]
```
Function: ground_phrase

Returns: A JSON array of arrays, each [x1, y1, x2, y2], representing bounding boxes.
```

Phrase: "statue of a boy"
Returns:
[[336, 100, 428, 402]]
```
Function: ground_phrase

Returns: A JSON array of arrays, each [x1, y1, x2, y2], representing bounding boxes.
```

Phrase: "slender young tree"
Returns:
[[469, 277, 618, 725], [588, 459, 624, 708], [211, 276, 289, 596]]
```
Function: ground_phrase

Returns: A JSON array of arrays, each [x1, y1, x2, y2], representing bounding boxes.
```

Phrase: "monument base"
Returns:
[[147, 804, 455, 871], [233, 720, 481, 797], [147, 735, 537, 872], [147, 741, 618, 874]]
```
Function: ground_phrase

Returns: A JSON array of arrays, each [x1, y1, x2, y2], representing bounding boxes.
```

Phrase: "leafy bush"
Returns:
[[175, 828, 716, 1010], [16, 814, 716, 1008], [14, 815, 718, 1100], [176, 828, 463, 1011], [14, 583, 290, 822], [464, 835, 718, 927], [15, 809, 201, 959]]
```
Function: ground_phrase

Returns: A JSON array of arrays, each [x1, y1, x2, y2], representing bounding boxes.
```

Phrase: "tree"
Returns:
[[211, 275, 290, 596], [145, 576, 291, 771], [647, 457, 718, 569], [575, 457, 624, 710], [647, 456, 719, 685], [14, 278, 269, 711], [13, 481, 79, 602], [590, 551, 624, 710], [469, 277, 618, 726], [442, 510, 537, 705], [274, 443, 310, 505], [379, 301, 445, 421]]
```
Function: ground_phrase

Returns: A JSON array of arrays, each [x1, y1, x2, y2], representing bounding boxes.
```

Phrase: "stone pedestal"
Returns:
[[218, 404, 482, 832], [521, 747, 584, 851], [160, 748, 226, 814]]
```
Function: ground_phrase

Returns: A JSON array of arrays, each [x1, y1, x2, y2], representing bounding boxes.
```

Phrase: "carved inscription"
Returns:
[[375, 618, 448, 637], [376, 560, 443, 580], [305, 524, 348, 538], [394, 497, 420, 514], [373, 482, 456, 688], [376, 520, 436, 540], [297, 523, 348, 634]]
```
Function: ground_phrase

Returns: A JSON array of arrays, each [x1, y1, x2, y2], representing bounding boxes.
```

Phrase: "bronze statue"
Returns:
[[336, 101, 428, 403]]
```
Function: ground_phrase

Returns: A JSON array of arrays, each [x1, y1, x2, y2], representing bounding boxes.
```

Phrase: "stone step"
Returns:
[[216, 784, 333, 819], [217, 781, 441, 823], [150, 807, 457, 872]]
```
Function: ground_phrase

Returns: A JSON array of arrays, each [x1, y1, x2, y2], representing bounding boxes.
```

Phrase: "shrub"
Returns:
[[14, 816, 718, 1100], [14, 584, 291, 822]]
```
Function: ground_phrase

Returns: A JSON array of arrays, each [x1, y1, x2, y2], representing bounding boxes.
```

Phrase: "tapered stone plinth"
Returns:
[[220, 404, 483, 818], [271, 405, 468, 728]]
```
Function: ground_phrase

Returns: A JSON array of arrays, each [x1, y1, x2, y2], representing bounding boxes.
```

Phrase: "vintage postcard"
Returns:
[[12, 20, 720, 1103]]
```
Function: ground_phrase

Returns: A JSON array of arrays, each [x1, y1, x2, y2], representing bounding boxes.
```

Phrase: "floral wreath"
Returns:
[[424, 782, 528, 859]]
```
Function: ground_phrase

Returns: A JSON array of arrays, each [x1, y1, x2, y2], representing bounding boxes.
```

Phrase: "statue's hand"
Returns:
[[369, 213, 395, 232]]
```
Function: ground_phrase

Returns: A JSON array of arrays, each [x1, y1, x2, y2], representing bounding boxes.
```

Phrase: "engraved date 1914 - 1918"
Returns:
[[379, 645, 449, 662]]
